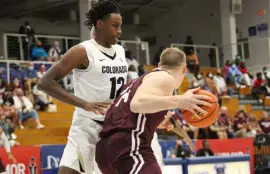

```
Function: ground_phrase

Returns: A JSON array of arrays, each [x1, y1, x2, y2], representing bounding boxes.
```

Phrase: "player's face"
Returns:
[[102, 13, 122, 45]]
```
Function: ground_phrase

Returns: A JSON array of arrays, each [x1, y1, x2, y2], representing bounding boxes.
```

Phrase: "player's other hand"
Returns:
[[8, 153, 17, 163], [179, 88, 212, 118], [83, 102, 111, 115], [157, 111, 175, 131]]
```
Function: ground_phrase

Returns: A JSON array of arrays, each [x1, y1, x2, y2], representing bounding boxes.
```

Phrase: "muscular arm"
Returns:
[[37, 45, 89, 109], [130, 71, 182, 113]]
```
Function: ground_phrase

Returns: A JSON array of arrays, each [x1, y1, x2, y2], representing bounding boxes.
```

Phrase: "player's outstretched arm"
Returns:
[[38, 45, 90, 109], [130, 71, 212, 114], [130, 71, 179, 113]]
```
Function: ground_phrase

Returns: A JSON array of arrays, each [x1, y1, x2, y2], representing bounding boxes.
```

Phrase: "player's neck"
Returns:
[[94, 35, 111, 48]]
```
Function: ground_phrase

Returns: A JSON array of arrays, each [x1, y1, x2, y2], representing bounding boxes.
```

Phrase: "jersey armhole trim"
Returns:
[[74, 43, 94, 72]]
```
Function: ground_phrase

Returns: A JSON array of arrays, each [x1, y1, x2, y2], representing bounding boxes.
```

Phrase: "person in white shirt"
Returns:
[[37, 64, 46, 78], [13, 88, 44, 130], [48, 41, 62, 61], [214, 69, 232, 97], [125, 50, 139, 72]]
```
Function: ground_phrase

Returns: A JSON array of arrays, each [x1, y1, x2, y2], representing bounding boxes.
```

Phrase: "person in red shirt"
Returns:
[[238, 62, 252, 86], [252, 72, 266, 102]]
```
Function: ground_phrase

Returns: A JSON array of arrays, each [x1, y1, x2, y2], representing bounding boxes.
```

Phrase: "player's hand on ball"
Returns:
[[180, 88, 212, 119], [157, 111, 175, 131], [83, 102, 111, 115]]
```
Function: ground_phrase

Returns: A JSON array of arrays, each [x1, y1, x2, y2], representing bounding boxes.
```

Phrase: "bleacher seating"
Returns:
[[15, 99, 74, 146]]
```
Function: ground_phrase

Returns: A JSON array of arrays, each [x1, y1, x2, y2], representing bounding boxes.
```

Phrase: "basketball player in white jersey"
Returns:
[[38, 1, 127, 174]]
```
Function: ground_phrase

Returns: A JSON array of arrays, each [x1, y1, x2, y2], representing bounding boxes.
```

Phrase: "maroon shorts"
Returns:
[[95, 133, 162, 174]]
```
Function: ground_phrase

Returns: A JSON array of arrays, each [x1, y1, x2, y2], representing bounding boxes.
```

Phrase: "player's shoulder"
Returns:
[[78, 39, 94, 48], [143, 70, 175, 86], [112, 43, 125, 53]]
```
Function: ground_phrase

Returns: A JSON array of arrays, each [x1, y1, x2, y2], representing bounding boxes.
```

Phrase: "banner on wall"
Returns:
[[195, 139, 254, 173], [188, 161, 250, 174], [0, 146, 41, 174], [40, 145, 65, 174]]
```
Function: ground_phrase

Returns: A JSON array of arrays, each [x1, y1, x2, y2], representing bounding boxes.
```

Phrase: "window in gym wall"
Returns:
[[237, 38, 250, 59]]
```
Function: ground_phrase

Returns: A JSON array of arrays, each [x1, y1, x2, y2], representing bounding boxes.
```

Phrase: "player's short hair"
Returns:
[[159, 47, 186, 68], [84, 0, 121, 30]]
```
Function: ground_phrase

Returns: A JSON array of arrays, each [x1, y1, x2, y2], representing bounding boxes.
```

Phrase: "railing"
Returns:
[[0, 60, 54, 84], [171, 43, 221, 68], [2, 33, 80, 60], [2, 33, 150, 64]]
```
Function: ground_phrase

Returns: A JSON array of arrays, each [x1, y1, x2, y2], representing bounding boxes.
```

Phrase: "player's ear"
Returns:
[[96, 19, 104, 29]]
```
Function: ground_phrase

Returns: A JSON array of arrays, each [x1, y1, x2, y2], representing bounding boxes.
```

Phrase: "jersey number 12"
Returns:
[[110, 77, 125, 99]]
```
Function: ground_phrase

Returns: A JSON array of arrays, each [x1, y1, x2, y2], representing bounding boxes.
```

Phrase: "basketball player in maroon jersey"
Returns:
[[95, 47, 212, 174]]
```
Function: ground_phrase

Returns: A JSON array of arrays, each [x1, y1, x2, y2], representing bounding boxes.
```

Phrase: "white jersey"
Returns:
[[73, 39, 128, 121]]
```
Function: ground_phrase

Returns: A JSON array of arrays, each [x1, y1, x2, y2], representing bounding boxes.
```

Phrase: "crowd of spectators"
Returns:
[[0, 61, 61, 147], [150, 43, 270, 159]]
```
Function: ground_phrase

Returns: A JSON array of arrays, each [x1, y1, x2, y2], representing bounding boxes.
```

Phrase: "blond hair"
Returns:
[[159, 47, 186, 68]]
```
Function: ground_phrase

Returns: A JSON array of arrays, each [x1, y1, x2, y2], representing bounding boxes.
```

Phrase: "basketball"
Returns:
[[182, 89, 220, 128]]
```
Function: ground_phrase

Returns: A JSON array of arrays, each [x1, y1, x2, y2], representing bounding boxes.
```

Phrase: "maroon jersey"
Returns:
[[97, 70, 168, 173], [100, 70, 168, 141]]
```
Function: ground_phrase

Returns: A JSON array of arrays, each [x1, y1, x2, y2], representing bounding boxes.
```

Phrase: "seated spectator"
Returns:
[[12, 88, 44, 130], [223, 60, 230, 78], [37, 64, 46, 78], [205, 72, 218, 95], [207, 120, 228, 139], [171, 139, 193, 159], [23, 78, 35, 104], [233, 110, 248, 137], [137, 64, 145, 76], [226, 61, 242, 88], [48, 41, 62, 61], [127, 65, 138, 82], [234, 55, 243, 66], [218, 106, 234, 138], [259, 111, 270, 134], [252, 72, 267, 102], [196, 140, 214, 157], [23, 62, 37, 82], [246, 115, 262, 137], [10, 77, 22, 93], [31, 40, 51, 61], [214, 69, 232, 97], [32, 79, 52, 111], [238, 62, 252, 86], [125, 50, 139, 72], [262, 67, 270, 84]]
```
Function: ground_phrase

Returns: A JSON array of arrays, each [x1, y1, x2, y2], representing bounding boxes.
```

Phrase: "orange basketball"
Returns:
[[182, 89, 220, 128]]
